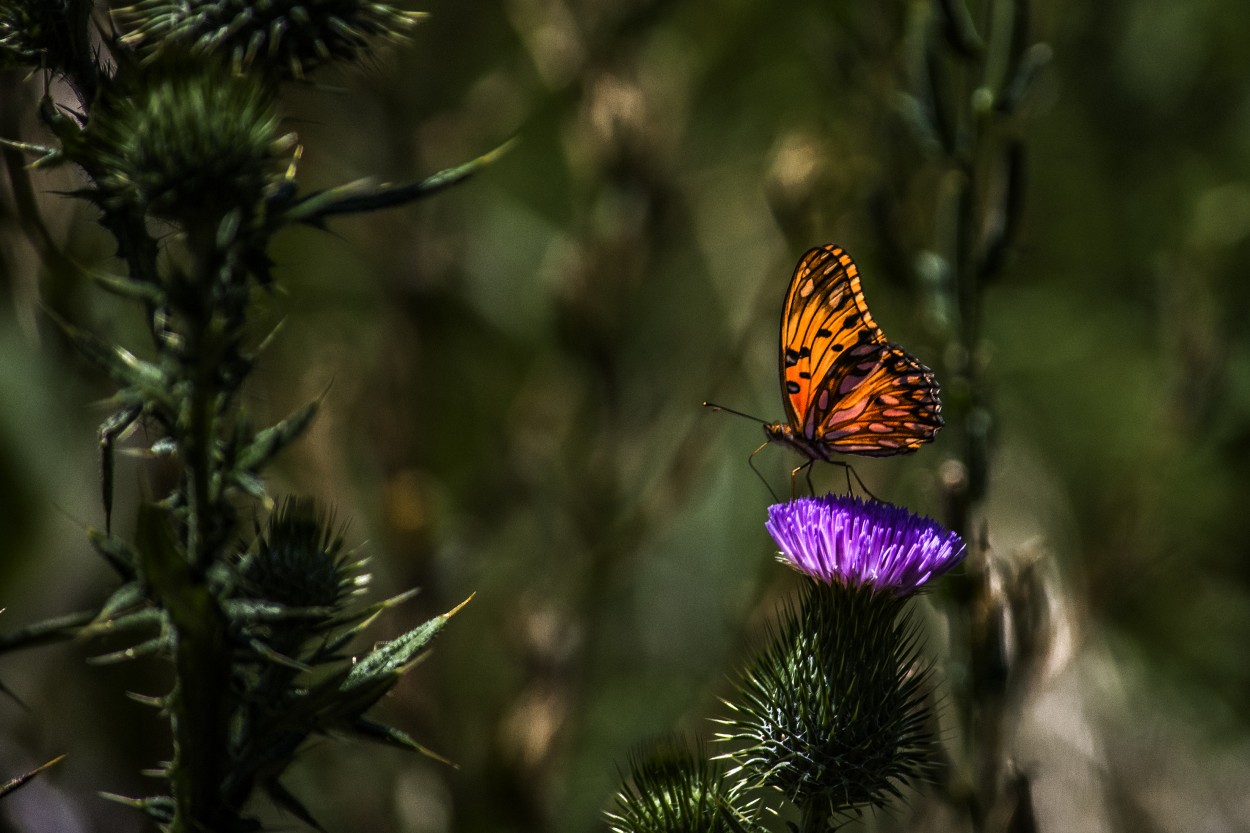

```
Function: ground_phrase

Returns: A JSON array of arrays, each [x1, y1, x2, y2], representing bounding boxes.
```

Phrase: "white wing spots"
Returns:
[[878, 394, 901, 406], [868, 423, 892, 434], [799, 278, 816, 298]]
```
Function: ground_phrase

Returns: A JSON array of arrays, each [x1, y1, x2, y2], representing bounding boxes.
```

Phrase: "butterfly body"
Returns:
[[765, 244, 942, 462]]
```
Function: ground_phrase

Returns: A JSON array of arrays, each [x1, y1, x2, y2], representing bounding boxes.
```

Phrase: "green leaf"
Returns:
[[90, 270, 164, 303], [343, 594, 472, 688], [235, 400, 319, 474], [88, 635, 168, 665], [99, 793, 176, 823], [91, 579, 147, 624], [81, 605, 166, 642], [223, 598, 335, 625], [0, 135, 60, 167], [0, 610, 96, 654], [350, 718, 454, 766], [320, 586, 421, 651], [88, 529, 140, 577], [54, 317, 170, 404], [287, 139, 516, 226]]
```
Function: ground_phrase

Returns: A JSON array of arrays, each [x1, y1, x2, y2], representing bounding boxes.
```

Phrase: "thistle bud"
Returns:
[[0, 0, 85, 70], [114, 0, 424, 79], [608, 737, 761, 833], [239, 497, 362, 610], [72, 61, 295, 232]]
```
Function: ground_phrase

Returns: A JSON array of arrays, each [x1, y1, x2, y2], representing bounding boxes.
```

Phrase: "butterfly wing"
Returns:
[[814, 344, 943, 456], [778, 244, 942, 458], [779, 245, 887, 435]]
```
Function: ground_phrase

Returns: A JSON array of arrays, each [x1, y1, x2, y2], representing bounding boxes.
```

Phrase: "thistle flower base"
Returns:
[[720, 583, 935, 826]]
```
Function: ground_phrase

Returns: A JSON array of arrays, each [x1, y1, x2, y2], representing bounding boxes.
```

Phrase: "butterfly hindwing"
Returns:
[[777, 244, 942, 458], [816, 344, 942, 456]]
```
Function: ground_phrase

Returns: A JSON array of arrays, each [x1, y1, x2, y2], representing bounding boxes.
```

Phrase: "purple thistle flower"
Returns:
[[766, 494, 965, 595]]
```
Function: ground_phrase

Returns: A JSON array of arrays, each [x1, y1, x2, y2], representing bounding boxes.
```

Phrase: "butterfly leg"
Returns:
[[748, 442, 781, 503], [789, 459, 816, 499], [829, 461, 880, 502]]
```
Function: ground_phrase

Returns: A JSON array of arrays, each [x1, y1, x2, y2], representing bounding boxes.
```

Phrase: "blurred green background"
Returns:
[[2, 0, 1250, 830]]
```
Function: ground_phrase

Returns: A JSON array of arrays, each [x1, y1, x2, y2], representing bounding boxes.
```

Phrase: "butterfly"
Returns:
[[757, 244, 942, 470]]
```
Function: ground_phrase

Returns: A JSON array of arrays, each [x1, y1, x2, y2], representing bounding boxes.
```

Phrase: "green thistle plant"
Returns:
[[719, 583, 936, 830], [609, 497, 962, 833], [0, 1, 508, 829], [114, 0, 424, 78]]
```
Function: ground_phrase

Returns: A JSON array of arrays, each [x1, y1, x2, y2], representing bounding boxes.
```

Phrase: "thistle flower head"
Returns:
[[74, 61, 295, 229], [114, 0, 424, 79], [767, 494, 965, 596]]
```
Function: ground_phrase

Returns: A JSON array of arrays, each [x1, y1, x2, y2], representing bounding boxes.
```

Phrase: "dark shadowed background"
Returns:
[[1, 1, 1248, 831]]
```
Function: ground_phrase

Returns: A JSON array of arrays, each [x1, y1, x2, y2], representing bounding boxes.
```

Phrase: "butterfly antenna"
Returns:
[[703, 401, 767, 423], [749, 442, 781, 503]]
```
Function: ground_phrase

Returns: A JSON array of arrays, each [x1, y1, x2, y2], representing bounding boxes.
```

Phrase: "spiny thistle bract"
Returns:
[[719, 583, 936, 825], [70, 60, 296, 229], [114, 0, 424, 78], [608, 737, 762, 833]]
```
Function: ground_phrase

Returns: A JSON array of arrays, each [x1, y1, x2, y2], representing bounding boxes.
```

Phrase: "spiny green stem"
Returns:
[[169, 242, 238, 829], [168, 586, 234, 831]]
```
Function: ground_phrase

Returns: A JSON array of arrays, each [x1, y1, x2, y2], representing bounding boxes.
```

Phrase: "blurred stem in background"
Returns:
[[883, 0, 1050, 829]]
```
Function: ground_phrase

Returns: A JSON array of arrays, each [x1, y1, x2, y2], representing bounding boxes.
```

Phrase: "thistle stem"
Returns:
[[799, 801, 833, 833], [165, 241, 239, 830]]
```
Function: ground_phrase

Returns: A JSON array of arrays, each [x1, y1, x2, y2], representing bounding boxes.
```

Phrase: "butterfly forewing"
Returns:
[[777, 244, 942, 458], [780, 245, 886, 435]]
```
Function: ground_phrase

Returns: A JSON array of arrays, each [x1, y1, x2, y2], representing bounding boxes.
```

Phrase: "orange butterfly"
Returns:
[[763, 244, 942, 463]]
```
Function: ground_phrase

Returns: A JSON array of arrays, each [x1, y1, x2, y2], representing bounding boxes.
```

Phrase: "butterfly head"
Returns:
[[764, 420, 831, 461], [763, 421, 789, 442]]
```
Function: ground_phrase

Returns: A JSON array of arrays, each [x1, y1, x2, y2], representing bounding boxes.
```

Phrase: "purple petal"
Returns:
[[766, 494, 966, 595]]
